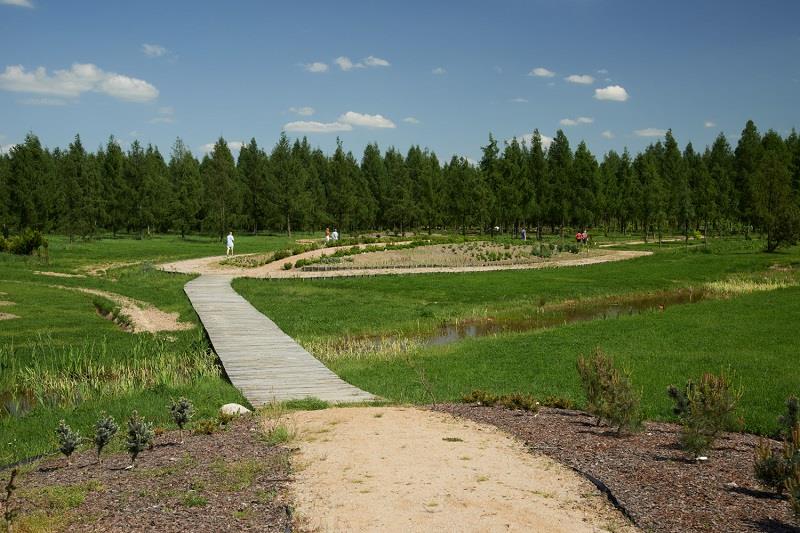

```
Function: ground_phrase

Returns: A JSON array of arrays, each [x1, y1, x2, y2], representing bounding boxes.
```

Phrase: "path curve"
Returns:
[[161, 246, 652, 279]]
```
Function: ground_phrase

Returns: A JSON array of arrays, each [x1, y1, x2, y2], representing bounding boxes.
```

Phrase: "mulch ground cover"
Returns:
[[1, 416, 292, 532], [435, 404, 798, 533]]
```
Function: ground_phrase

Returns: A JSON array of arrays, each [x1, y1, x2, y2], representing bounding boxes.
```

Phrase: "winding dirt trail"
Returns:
[[290, 407, 637, 532], [159, 245, 651, 279]]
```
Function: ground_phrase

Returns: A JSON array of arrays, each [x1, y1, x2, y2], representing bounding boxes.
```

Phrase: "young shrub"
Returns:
[[789, 467, 800, 522], [282, 262, 292, 270], [498, 393, 539, 413], [170, 397, 194, 444], [779, 396, 799, 440], [56, 420, 80, 465], [576, 348, 642, 434], [193, 418, 219, 435], [667, 372, 742, 458], [93, 412, 118, 463], [125, 411, 154, 469], [754, 424, 800, 495]]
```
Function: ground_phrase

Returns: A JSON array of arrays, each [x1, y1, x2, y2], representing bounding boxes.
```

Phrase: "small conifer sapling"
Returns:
[[93, 412, 118, 463], [56, 420, 80, 465], [170, 397, 194, 444], [126, 411, 154, 469]]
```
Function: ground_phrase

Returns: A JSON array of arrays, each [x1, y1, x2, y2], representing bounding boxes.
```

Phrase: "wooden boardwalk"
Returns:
[[184, 275, 375, 405]]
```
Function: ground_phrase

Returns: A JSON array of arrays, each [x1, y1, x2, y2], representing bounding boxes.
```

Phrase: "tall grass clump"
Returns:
[[0, 334, 220, 412]]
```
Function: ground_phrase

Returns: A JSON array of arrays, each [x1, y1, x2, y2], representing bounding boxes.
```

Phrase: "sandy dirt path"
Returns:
[[290, 407, 636, 532], [159, 246, 651, 279], [50, 284, 193, 333]]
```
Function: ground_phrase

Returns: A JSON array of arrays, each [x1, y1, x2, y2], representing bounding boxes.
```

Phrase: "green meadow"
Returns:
[[235, 238, 800, 436], [0, 233, 298, 465], [2, 234, 799, 465]]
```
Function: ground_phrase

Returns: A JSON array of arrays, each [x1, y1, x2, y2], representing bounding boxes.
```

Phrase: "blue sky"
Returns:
[[1, 0, 799, 162]]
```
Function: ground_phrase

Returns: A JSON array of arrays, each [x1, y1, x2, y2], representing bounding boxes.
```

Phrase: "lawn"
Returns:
[[0, 232, 303, 465], [235, 238, 800, 435]]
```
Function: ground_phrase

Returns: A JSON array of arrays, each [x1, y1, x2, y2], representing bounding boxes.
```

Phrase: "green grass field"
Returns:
[[235, 238, 800, 436], [2, 233, 799, 465], [0, 232, 300, 465]]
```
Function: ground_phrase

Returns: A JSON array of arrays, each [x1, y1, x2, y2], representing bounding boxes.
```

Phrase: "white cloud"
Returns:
[[363, 55, 390, 67], [338, 111, 396, 129], [0, 143, 17, 155], [289, 106, 315, 116], [335, 56, 361, 71], [635, 128, 666, 137], [142, 43, 167, 58], [303, 62, 328, 73], [704, 121, 716, 128], [465, 157, 478, 166], [509, 97, 528, 103], [0, 63, 158, 102], [20, 97, 66, 105], [594, 85, 629, 102], [432, 67, 446, 75], [283, 121, 352, 133], [560, 116, 593, 126], [1, 0, 33, 7], [199, 140, 245, 153], [402, 117, 420, 124], [601, 130, 614, 139], [509, 133, 553, 150], [148, 106, 174, 124], [565, 74, 595, 84], [529, 67, 555, 78], [597, 68, 608, 75]]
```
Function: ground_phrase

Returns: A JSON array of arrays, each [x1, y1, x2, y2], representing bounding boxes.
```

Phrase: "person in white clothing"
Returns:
[[226, 231, 235, 256], [331, 228, 339, 241]]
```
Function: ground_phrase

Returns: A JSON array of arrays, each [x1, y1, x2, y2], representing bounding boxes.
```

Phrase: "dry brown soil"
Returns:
[[289, 407, 636, 532]]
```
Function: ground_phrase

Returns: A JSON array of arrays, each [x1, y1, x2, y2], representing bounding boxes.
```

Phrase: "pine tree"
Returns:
[[126, 411, 153, 469], [384, 147, 414, 234], [238, 138, 269, 233], [706, 133, 735, 234], [93, 412, 118, 462], [526, 131, 549, 240], [169, 138, 202, 238], [662, 130, 693, 240], [204, 138, 239, 240], [169, 397, 194, 444], [56, 420, 80, 465], [734, 120, 763, 234], [572, 141, 598, 230], [547, 130, 573, 241], [754, 131, 800, 252]]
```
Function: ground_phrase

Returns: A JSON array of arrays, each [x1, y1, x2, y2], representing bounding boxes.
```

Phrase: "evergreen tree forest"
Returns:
[[1, 121, 799, 250]]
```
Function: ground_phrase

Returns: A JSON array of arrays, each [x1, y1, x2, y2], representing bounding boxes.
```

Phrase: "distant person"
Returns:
[[332, 228, 339, 241], [325, 227, 331, 243], [582, 229, 589, 244], [576, 231, 583, 244], [226, 231, 235, 256], [521, 228, 527, 241]]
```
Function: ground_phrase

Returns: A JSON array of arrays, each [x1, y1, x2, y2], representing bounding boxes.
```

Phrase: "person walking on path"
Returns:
[[226, 231, 235, 256], [325, 227, 331, 243]]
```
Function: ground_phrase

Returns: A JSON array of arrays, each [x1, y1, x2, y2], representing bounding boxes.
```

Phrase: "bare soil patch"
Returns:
[[0, 312, 19, 321], [1, 417, 292, 532], [436, 404, 798, 533], [33, 270, 87, 278], [290, 406, 636, 532], [51, 285, 193, 334], [83, 261, 140, 277]]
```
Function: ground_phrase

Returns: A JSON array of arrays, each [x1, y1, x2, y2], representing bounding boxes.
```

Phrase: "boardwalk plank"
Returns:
[[184, 274, 375, 405]]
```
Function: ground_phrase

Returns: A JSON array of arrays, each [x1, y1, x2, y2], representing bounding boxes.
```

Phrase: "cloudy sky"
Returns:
[[1, 0, 799, 160]]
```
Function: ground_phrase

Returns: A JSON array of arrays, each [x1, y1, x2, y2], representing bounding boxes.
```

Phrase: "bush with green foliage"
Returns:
[[56, 420, 80, 464], [170, 397, 194, 443], [93, 412, 118, 462], [282, 262, 292, 270], [126, 411, 154, 468], [193, 418, 219, 435], [576, 348, 642, 434], [531, 243, 552, 258], [0, 229, 47, 256], [668, 372, 742, 458]]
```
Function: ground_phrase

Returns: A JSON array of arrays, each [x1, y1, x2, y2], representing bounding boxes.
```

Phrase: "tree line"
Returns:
[[0, 120, 798, 250]]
